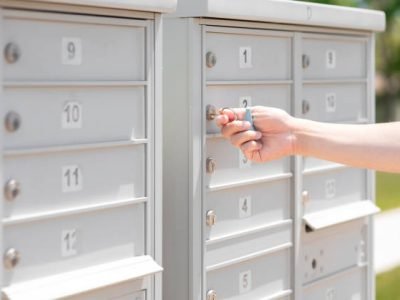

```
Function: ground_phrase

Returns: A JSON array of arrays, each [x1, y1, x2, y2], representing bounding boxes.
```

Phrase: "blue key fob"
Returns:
[[245, 108, 255, 130]]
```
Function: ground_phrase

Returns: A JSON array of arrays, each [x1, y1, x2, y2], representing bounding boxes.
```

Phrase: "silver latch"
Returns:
[[4, 179, 20, 201], [206, 105, 218, 121], [206, 210, 217, 227], [207, 290, 217, 300], [206, 157, 216, 174], [206, 51, 217, 68], [302, 100, 310, 115], [302, 54, 310, 69], [4, 248, 20, 270], [4, 43, 21, 64]]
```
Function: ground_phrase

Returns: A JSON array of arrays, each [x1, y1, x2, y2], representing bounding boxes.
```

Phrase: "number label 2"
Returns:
[[325, 93, 337, 113], [61, 229, 78, 257], [62, 37, 82, 65], [239, 47, 252, 69], [239, 96, 252, 168], [239, 270, 252, 294], [62, 102, 82, 129], [62, 165, 83, 193]]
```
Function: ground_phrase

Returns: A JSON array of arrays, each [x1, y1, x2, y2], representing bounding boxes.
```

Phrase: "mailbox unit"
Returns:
[[163, 1, 385, 299], [0, 0, 176, 299]]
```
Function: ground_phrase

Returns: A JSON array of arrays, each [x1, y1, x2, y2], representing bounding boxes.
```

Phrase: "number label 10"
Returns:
[[62, 102, 82, 129]]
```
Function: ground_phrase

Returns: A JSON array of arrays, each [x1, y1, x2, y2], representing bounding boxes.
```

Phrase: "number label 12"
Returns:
[[61, 229, 78, 257]]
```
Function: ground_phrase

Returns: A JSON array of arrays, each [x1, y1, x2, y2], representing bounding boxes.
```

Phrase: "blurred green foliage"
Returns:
[[377, 172, 400, 211], [303, 0, 400, 122], [377, 265, 400, 300]]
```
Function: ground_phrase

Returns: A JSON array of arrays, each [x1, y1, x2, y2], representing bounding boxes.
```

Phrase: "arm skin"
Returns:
[[216, 106, 400, 174]]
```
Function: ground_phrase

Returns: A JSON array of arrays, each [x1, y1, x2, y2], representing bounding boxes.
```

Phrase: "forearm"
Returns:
[[292, 119, 400, 173]]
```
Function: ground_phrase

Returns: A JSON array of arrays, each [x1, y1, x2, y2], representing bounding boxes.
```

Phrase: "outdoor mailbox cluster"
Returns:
[[0, 0, 386, 299], [163, 1, 385, 300], [0, 0, 176, 299]]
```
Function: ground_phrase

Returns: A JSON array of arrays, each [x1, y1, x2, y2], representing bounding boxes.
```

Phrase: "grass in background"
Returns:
[[377, 266, 400, 300], [376, 172, 400, 211]]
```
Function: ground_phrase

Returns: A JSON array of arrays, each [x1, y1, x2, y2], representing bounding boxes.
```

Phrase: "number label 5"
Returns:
[[62, 37, 82, 65], [239, 270, 252, 294], [62, 165, 83, 193]]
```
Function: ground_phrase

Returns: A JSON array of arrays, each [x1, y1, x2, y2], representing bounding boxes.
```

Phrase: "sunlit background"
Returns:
[[303, 1, 400, 299]]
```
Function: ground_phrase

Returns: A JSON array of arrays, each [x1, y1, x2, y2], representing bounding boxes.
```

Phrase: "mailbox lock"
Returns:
[[5, 111, 21, 133], [4, 43, 21, 64], [206, 51, 217, 68], [4, 179, 20, 201], [206, 157, 216, 174], [206, 210, 217, 227], [206, 105, 218, 121], [302, 54, 310, 69], [4, 248, 20, 270], [302, 100, 310, 115], [207, 289, 217, 300]]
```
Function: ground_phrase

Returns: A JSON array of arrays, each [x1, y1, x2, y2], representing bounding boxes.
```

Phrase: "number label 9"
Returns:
[[62, 37, 82, 65]]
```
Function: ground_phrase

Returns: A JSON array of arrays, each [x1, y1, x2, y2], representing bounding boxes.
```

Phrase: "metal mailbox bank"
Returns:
[[163, 1, 385, 299], [0, 0, 176, 299]]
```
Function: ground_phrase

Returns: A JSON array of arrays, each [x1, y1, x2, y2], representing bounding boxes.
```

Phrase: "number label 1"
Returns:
[[62, 165, 83, 193], [62, 102, 82, 129], [239, 196, 252, 219], [239, 47, 252, 69], [61, 229, 78, 257], [325, 93, 337, 113], [62, 37, 82, 65], [326, 50, 336, 69], [325, 179, 336, 199], [239, 270, 252, 294]]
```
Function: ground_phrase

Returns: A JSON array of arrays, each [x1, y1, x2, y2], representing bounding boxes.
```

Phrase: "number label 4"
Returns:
[[239, 196, 252, 219], [62, 165, 83, 193]]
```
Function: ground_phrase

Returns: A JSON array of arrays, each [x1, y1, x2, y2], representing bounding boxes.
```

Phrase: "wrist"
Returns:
[[289, 117, 314, 156]]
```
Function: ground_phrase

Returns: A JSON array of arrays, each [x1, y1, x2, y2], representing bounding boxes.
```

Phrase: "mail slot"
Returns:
[[3, 145, 145, 218], [302, 167, 367, 214], [303, 266, 367, 300], [206, 84, 291, 134], [302, 219, 367, 284], [3, 10, 146, 81], [205, 29, 292, 81], [3, 86, 146, 149], [301, 83, 367, 122], [206, 248, 291, 299], [206, 138, 289, 188], [205, 178, 291, 240], [302, 34, 367, 80], [3, 203, 145, 285]]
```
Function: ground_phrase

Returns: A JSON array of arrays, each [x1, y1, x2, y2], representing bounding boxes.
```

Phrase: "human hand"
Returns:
[[215, 106, 296, 163]]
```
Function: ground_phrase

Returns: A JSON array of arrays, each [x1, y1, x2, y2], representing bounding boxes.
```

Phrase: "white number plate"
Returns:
[[62, 37, 82, 65], [62, 165, 83, 193], [62, 102, 82, 129], [239, 47, 252, 69], [61, 229, 78, 257]]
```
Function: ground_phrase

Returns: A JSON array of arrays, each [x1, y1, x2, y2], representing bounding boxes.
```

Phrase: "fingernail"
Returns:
[[255, 132, 262, 139], [244, 122, 251, 129]]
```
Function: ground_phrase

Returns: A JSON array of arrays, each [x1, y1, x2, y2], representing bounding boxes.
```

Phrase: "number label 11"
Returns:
[[62, 165, 83, 193]]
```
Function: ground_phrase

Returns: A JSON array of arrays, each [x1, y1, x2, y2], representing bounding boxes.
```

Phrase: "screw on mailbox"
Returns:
[[302, 54, 310, 69], [4, 111, 21, 133], [4, 179, 20, 201], [3, 248, 20, 270], [4, 43, 21, 64], [302, 100, 310, 115]]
